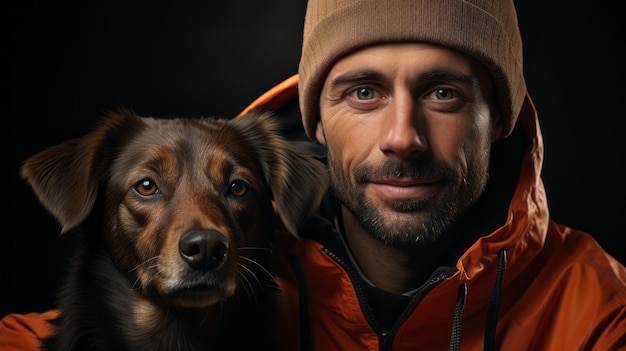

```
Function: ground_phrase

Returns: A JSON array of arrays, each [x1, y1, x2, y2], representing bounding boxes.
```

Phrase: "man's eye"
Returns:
[[353, 87, 375, 100], [134, 178, 160, 196], [428, 88, 458, 100]]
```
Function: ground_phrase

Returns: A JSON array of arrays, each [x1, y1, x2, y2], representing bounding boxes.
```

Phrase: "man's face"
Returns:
[[317, 43, 501, 247]]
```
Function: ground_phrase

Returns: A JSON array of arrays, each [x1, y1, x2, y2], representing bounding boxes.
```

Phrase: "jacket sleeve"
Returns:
[[0, 310, 59, 351]]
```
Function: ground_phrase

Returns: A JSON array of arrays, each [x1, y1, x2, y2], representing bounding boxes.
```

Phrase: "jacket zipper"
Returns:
[[323, 248, 448, 351], [379, 272, 448, 350], [322, 248, 380, 329]]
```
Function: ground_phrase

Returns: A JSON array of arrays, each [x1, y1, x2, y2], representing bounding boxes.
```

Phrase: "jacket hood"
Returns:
[[242, 76, 626, 350], [457, 94, 548, 282], [242, 75, 549, 281]]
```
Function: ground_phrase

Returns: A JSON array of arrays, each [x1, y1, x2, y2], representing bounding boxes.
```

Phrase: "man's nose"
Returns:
[[379, 94, 427, 159]]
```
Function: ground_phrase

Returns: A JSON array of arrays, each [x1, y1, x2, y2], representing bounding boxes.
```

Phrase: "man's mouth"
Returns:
[[368, 178, 441, 200]]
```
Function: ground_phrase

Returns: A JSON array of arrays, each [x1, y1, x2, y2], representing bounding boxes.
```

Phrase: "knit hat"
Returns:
[[298, 0, 526, 140]]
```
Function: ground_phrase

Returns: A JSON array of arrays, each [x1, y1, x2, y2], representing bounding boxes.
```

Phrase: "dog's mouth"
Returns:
[[169, 284, 235, 308], [142, 274, 238, 308]]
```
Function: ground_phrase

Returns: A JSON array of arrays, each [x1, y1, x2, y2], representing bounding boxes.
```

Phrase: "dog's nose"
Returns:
[[179, 230, 229, 271]]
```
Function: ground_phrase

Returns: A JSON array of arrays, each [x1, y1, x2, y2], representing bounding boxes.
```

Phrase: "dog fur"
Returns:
[[20, 109, 328, 351]]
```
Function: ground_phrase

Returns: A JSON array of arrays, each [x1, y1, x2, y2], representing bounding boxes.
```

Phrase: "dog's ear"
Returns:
[[230, 111, 329, 238], [20, 110, 144, 233]]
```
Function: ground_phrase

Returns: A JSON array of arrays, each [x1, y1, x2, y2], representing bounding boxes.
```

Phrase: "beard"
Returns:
[[328, 153, 489, 247]]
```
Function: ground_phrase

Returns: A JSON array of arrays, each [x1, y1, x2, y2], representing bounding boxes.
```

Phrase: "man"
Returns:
[[244, 0, 626, 349], [2, 0, 625, 350]]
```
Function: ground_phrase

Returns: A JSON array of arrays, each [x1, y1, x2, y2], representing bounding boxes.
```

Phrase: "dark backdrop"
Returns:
[[3, 1, 624, 317]]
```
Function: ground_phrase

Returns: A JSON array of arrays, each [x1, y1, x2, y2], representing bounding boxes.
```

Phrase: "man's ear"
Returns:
[[490, 112, 504, 141], [315, 120, 326, 145]]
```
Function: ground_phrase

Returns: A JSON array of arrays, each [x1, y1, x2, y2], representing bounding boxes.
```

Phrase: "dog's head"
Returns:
[[21, 109, 328, 308]]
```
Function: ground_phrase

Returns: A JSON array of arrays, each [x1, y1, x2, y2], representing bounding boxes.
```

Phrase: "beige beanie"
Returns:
[[298, 0, 526, 140]]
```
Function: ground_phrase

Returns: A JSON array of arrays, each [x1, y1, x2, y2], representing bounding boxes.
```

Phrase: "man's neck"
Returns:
[[340, 207, 456, 295]]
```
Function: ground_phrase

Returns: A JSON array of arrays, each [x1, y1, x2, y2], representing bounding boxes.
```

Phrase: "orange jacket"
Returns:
[[246, 75, 626, 350], [2, 75, 626, 351]]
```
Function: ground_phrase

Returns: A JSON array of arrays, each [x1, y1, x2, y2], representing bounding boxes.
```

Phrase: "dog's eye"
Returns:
[[134, 178, 160, 196], [228, 180, 249, 197]]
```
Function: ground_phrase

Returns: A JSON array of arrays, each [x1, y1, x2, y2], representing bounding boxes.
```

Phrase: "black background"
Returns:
[[3, 1, 624, 317]]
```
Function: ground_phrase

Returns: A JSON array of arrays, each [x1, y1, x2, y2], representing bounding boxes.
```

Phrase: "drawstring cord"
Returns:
[[484, 248, 507, 351], [289, 246, 507, 351], [449, 248, 508, 351], [450, 283, 468, 351]]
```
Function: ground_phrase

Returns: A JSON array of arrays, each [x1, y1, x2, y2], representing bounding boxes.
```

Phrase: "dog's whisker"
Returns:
[[131, 276, 142, 291], [238, 247, 272, 251], [146, 264, 160, 271], [236, 266, 258, 305], [238, 262, 262, 288], [236, 265, 255, 291], [131, 265, 166, 292], [125, 255, 161, 275], [199, 305, 213, 324], [235, 273, 252, 303], [239, 256, 274, 279]]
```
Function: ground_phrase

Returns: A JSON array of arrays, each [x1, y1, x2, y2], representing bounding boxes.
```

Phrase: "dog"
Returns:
[[20, 109, 328, 351]]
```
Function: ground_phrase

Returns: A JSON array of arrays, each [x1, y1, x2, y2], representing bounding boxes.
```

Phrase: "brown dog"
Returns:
[[20, 109, 328, 351]]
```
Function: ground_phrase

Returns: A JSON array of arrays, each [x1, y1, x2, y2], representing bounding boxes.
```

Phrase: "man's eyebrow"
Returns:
[[418, 68, 476, 85], [328, 70, 386, 89]]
